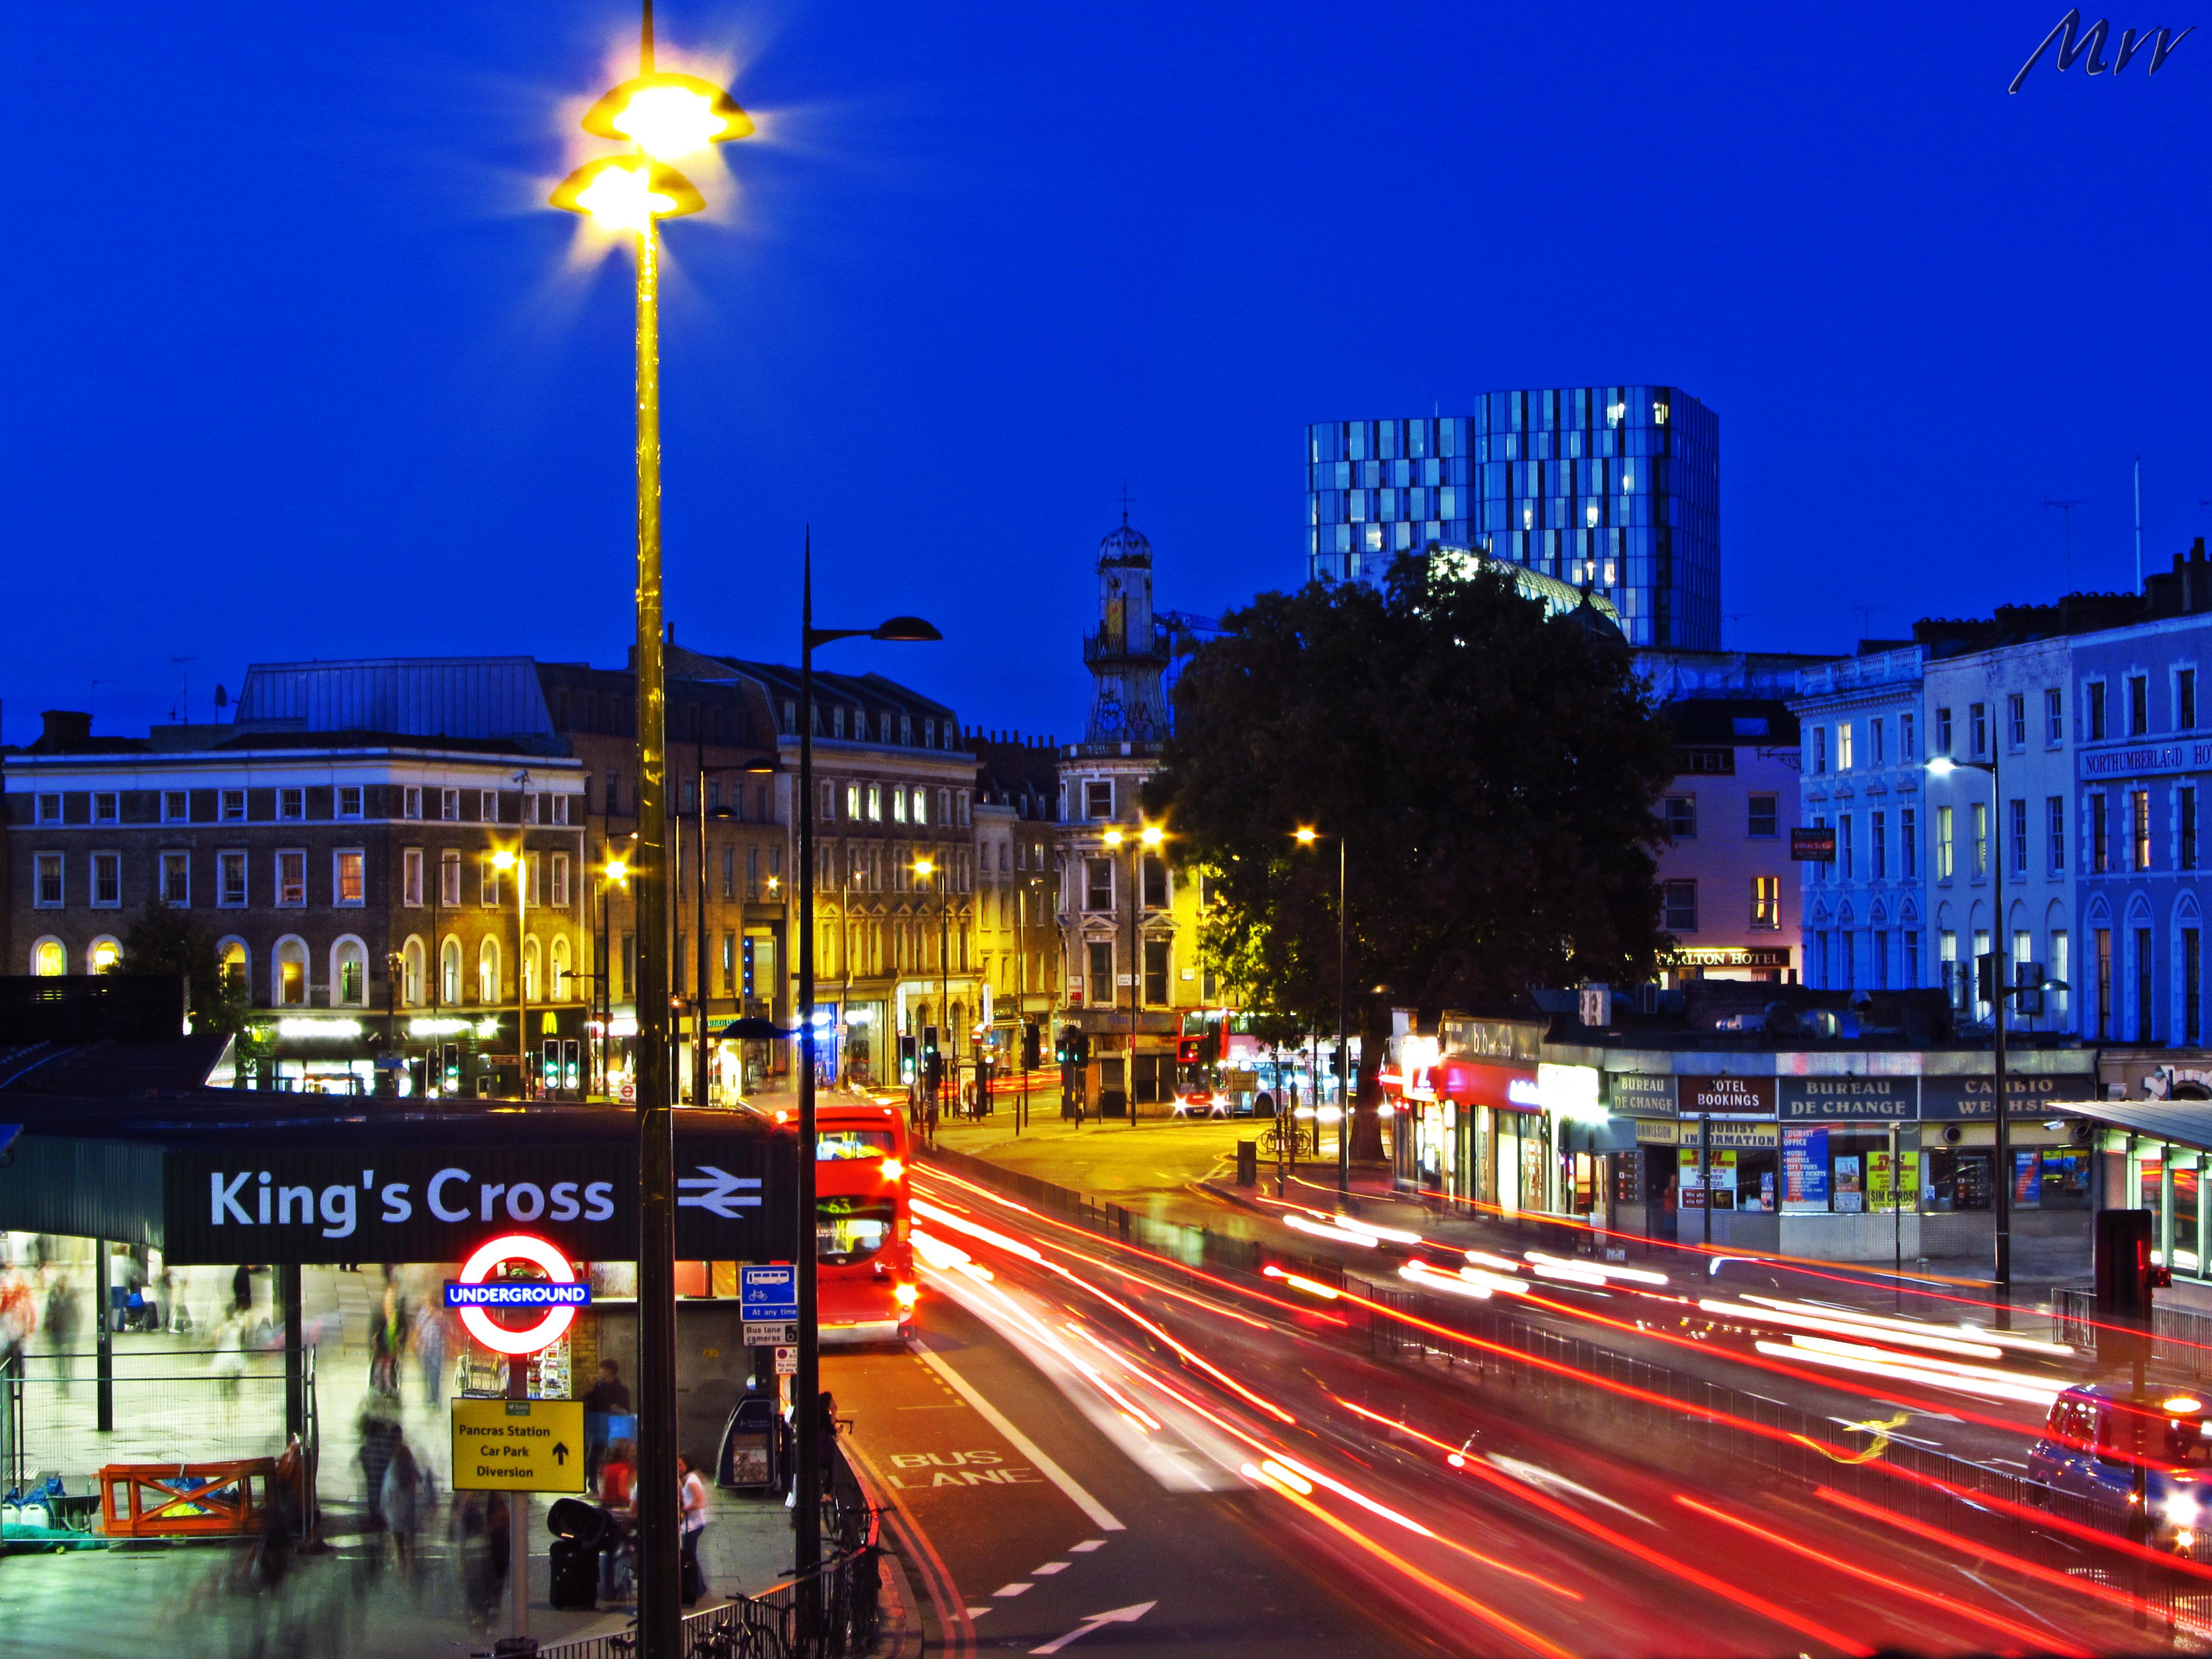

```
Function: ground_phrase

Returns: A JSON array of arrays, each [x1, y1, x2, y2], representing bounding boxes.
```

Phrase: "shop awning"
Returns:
[[2061, 1099, 2212, 1152]]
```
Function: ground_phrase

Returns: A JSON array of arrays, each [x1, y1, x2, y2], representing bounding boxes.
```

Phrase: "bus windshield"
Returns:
[[818, 1198, 896, 1266], [818, 1129, 896, 1160]]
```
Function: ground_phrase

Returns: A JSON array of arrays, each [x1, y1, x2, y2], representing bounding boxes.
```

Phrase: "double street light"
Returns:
[[549, 11, 751, 1653], [1101, 823, 1163, 1125]]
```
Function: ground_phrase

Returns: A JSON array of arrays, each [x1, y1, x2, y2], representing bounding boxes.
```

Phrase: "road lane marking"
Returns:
[[1033, 1561, 1069, 1574], [909, 1337, 1125, 1531], [994, 1582, 1034, 1597], [1068, 1540, 1105, 1552], [1029, 1601, 1155, 1655], [842, 1434, 976, 1658], [968, 1607, 994, 1616]]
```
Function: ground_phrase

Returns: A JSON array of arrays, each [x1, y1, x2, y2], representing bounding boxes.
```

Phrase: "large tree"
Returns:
[[117, 903, 252, 1040], [1144, 555, 1677, 1156]]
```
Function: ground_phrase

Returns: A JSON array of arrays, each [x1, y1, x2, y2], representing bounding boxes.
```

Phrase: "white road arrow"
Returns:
[[1029, 1601, 1155, 1655], [676, 1166, 763, 1219]]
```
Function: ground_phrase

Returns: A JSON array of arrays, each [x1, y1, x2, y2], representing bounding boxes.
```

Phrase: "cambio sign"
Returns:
[[162, 1141, 793, 1264]]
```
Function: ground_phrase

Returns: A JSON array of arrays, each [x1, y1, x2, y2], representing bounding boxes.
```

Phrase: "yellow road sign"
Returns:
[[451, 1397, 587, 1493]]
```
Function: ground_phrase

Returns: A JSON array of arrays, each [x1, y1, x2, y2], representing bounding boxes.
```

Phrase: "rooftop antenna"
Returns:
[[170, 655, 198, 724], [1118, 482, 1133, 526], [2044, 498, 2086, 592], [2135, 457, 2145, 592]]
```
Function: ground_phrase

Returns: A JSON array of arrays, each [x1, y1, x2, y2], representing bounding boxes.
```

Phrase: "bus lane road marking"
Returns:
[[909, 1336, 1125, 1531]]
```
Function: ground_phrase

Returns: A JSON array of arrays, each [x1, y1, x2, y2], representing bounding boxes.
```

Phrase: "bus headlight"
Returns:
[[2162, 1492, 2202, 1530]]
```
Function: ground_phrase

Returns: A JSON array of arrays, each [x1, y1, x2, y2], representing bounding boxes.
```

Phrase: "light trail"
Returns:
[[1734, 1292, 2076, 1357], [1673, 1493, 2099, 1658], [1698, 1297, 2008, 1359], [1754, 1336, 2065, 1407]]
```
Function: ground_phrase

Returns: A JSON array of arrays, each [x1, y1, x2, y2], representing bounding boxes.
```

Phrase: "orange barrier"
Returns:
[[100, 1458, 278, 1537]]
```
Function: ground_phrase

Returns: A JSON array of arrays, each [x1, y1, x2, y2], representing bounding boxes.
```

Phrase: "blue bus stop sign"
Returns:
[[740, 1263, 798, 1322]]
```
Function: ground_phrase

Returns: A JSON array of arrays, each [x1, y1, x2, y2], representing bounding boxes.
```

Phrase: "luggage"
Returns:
[[549, 1536, 599, 1611]]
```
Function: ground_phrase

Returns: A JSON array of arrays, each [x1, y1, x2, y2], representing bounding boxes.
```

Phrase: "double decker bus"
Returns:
[[813, 1099, 917, 1343]]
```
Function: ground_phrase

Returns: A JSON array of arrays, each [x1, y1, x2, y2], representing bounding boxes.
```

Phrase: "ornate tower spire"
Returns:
[[1083, 519, 1171, 748]]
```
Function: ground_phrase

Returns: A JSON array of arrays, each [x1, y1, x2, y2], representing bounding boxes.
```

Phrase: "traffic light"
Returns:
[[1071, 1029, 1091, 1066], [561, 1038, 582, 1090], [542, 1038, 561, 1090], [898, 1034, 916, 1082], [1177, 1032, 1220, 1066], [2096, 1209, 2170, 1318], [922, 1024, 939, 1057], [1975, 952, 2000, 1006], [1023, 1020, 1042, 1070], [924, 1050, 944, 1091], [441, 1043, 461, 1093]]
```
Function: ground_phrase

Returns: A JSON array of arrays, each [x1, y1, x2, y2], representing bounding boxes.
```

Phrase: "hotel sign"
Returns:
[[1668, 947, 1793, 969], [1678, 1075, 1775, 1116], [2082, 742, 2212, 779], [1778, 1076, 1919, 1121]]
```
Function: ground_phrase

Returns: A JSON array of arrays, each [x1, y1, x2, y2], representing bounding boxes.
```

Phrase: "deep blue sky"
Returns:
[[6, 3, 2208, 747]]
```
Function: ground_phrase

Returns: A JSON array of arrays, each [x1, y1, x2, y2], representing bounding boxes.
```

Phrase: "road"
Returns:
[[838, 1158, 2192, 1657]]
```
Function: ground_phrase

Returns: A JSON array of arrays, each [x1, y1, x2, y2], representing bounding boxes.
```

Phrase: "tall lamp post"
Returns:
[[912, 857, 951, 1112], [597, 857, 630, 1099], [1101, 824, 1164, 1125], [790, 537, 938, 1588], [549, 13, 752, 1652], [692, 752, 778, 1105], [1927, 753, 2013, 1301], [491, 841, 530, 1098], [1295, 827, 1351, 1196]]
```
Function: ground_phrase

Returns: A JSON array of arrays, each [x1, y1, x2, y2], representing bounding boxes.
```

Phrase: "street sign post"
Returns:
[[452, 1397, 587, 1493], [740, 1264, 799, 1322], [744, 1321, 799, 1347]]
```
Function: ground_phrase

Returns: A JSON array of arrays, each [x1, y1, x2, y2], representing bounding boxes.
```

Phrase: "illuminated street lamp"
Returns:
[[597, 856, 631, 1097], [912, 856, 952, 1110], [548, 6, 751, 1651], [1295, 827, 1351, 1195], [491, 846, 530, 1098], [1100, 823, 1165, 1128]]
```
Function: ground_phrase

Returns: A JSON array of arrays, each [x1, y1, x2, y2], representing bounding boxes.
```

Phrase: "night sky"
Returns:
[[6, 3, 2206, 747]]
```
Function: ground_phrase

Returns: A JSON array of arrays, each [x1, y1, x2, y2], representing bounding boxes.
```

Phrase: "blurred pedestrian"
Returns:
[[369, 1281, 406, 1399], [599, 1438, 637, 1603], [43, 1274, 76, 1395], [452, 1490, 508, 1625], [584, 1359, 631, 1491], [357, 1398, 403, 1533], [413, 1300, 448, 1407], [232, 1262, 253, 1317], [210, 1309, 247, 1401], [0, 1271, 36, 1377], [677, 1451, 711, 1606], [381, 1433, 425, 1579]]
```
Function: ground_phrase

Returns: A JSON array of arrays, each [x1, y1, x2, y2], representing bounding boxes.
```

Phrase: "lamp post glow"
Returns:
[[549, 8, 750, 1651]]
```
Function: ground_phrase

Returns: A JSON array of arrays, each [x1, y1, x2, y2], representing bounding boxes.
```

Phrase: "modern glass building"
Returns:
[[1305, 385, 1720, 649]]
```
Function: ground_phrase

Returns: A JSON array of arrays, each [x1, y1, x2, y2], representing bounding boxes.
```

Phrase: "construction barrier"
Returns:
[[99, 1441, 305, 1538]]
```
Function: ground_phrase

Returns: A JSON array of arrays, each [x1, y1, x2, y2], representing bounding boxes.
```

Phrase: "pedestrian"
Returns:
[[583, 1359, 632, 1493], [382, 1433, 425, 1579], [357, 1397, 403, 1534], [598, 1438, 637, 1603], [232, 1263, 253, 1318], [0, 1272, 38, 1378], [452, 1490, 508, 1625], [923, 1090, 938, 1150], [43, 1274, 76, 1395], [414, 1299, 449, 1406], [369, 1281, 406, 1399], [677, 1451, 712, 1606], [211, 1308, 247, 1402]]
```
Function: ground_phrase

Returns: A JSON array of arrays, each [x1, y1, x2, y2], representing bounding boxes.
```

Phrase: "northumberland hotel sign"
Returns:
[[2082, 741, 2212, 779]]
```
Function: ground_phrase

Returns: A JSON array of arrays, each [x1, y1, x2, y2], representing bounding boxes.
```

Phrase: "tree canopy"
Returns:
[[117, 904, 251, 1039], [1144, 556, 1677, 1047]]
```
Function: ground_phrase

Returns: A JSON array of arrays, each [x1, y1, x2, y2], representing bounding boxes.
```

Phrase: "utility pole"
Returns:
[[2044, 498, 2088, 594], [2136, 457, 2145, 593]]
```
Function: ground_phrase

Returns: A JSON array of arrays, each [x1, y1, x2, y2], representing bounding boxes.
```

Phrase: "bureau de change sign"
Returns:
[[161, 1139, 796, 1264]]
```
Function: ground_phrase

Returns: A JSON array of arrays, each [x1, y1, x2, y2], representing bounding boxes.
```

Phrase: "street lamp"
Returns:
[[1926, 753, 2016, 1302], [549, 8, 751, 1651], [912, 855, 951, 1117], [491, 846, 530, 1099], [692, 754, 779, 1107], [1295, 827, 1350, 1196], [598, 856, 630, 1098], [1101, 823, 1164, 1127], [793, 534, 938, 1591]]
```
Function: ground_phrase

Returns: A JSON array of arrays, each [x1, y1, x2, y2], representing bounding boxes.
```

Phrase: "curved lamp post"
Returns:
[[1295, 827, 1350, 1194]]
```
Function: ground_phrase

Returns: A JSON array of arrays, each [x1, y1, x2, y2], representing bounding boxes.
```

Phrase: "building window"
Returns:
[[440, 937, 462, 1004], [335, 940, 367, 1006], [1088, 941, 1114, 1005], [278, 787, 304, 822], [276, 939, 309, 1006], [440, 849, 462, 906], [1811, 728, 1828, 775], [337, 786, 364, 820], [160, 851, 190, 907], [909, 788, 927, 825], [2046, 688, 2063, 744], [1836, 723, 1854, 770], [335, 850, 366, 907], [1751, 875, 1780, 930], [1900, 712, 1916, 759], [2052, 930, 2070, 1026], [162, 790, 189, 823], [403, 938, 425, 1005], [480, 790, 499, 825], [219, 851, 247, 907], [1901, 807, 1918, 878], [1969, 702, 1987, 758], [1839, 815, 1854, 878], [34, 794, 61, 826], [2188, 928, 2204, 1045], [843, 783, 859, 821], [403, 786, 423, 821], [745, 846, 759, 901], [1971, 802, 1987, 877], [552, 853, 571, 909], [2129, 675, 2150, 738], [403, 848, 425, 906], [2094, 928, 2113, 1038], [1746, 795, 1778, 838], [1871, 811, 1887, 878], [441, 787, 460, 822], [2091, 792, 2110, 873], [2133, 790, 2153, 870], [524, 792, 541, 826], [2009, 798, 2027, 878], [2047, 796, 2065, 873], [2137, 926, 2155, 1042], [31, 938, 65, 976], [2007, 693, 2026, 750], [276, 850, 306, 908], [1869, 718, 1885, 766], [1936, 707, 1953, 755], [33, 853, 62, 908], [1085, 858, 1114, 912], [1663, 796, 1696, 839], [92, 792, 118, 826], [2185, 787, 2200, 872], [90, 851, 121, 909], [1141, 856, 1168, 909], [221, 789, 246, 823], [479, 938, 500, 1003], [1084, 780, 1114, 820], [2088, 681, 2108, 741], [1661, 880, 1698, 932], [481, 858, 500, 907], [550, 935, 571, 999], [1143, 938, 1170, 1005], [551, 794, 570, 826], [1936, 805, 1954, 880], [2183, 669, 2200, 732]]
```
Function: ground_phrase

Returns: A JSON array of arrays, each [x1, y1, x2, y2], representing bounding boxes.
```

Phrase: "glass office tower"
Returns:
[[1305, 385, 1720, 649]]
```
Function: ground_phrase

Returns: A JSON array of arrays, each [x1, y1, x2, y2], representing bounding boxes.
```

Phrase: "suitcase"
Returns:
[[549, 1536, 599, 1611]]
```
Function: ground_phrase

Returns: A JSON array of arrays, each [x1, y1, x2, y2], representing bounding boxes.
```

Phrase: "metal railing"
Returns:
[[2057, 1285, 2212, 1385]]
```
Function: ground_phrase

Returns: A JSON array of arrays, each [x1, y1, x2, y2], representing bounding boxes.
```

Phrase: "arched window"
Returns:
[[549, 936, 571, 1000], [479, 937, 501, 1004], [522, 937, 541, 1002], [87, 936, 122, 975], [332, 937, 368, 1006], [441, 937, 463, 1005], [403, 937, 426, 1006], [218, 937, 249, 998], [30, 938, 65, 977], [274, 937, 309, 1006]]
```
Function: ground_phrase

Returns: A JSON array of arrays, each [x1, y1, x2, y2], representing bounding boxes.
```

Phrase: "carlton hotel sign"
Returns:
[[2083, 740, 2212, 778]]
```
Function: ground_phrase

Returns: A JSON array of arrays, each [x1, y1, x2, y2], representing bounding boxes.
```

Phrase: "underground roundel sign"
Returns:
[[444, 1233, 592, 1355]]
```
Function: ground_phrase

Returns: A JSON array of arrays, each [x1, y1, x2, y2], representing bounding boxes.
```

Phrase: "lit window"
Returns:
[[335, 940, 367, 1005], [913, 789, 928, 826], [551, 853, 571, 909], [88, 938, 119, 974], [335, 850, 366, 906], [32, 939, 65, 976], [276, 849, 306, 907], [276, 940, 308, 1006], [1836, 723, 1853, 770], [1751, 875, 1781, 930]]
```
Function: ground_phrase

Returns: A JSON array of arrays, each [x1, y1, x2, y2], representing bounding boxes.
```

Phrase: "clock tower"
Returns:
[[1082, 515, 1172, 748]]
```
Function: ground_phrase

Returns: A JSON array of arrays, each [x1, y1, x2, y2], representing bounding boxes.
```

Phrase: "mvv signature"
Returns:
[[2010, 7, 2193, 91]]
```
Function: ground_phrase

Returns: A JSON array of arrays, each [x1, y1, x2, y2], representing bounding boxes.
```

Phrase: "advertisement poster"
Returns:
[[1676, 1149, 1705, 1208], [2013, 1149, 2043, 1207], [1833, 1154, 1864, 1213], [1782, 1126, 1829, 1212], [1867, 1150, 1922, 1212]]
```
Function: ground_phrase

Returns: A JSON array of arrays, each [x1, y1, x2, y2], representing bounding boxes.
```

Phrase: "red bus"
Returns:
[[813, 1099, 917, 1343]]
